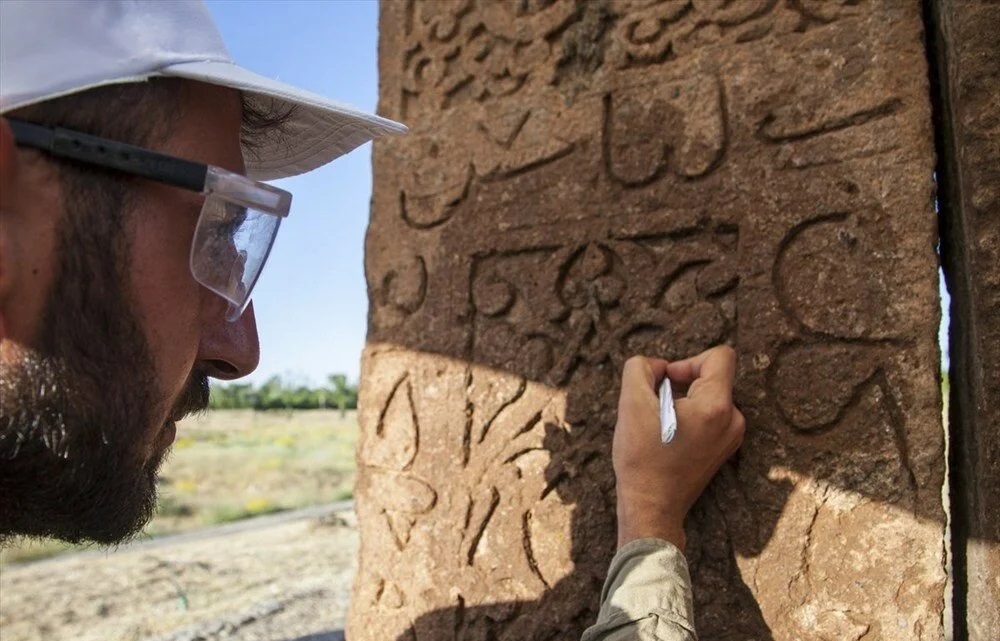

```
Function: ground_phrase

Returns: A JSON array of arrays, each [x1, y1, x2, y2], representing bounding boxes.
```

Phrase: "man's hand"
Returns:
[[613, 346, 745, 551]]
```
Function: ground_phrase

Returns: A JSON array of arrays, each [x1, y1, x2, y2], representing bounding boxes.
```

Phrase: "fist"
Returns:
[[613, 346, 745, 550]]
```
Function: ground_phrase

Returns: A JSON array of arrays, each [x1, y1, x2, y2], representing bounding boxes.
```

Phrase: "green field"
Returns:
[[1, 409, 359, 564]]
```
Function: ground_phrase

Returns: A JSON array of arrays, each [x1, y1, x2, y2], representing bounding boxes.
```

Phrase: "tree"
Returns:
[[256, 375, 286, 411], [207, 374, 357, 412], [328, 374, 355, 418]]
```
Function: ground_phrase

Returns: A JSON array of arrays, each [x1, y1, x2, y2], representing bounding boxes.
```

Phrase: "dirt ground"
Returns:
[[0, 507, 357, 641]]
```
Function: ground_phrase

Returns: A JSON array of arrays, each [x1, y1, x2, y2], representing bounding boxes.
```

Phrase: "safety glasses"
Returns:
[[8, 119, 291, 321]]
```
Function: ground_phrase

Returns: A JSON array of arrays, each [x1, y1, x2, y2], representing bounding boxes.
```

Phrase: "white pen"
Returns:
[[659, 379, 677, 444]]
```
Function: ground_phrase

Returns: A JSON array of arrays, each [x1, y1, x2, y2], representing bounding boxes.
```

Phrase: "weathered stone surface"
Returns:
[[932, 1, 1000, 638], [349, 1, 947, 640]]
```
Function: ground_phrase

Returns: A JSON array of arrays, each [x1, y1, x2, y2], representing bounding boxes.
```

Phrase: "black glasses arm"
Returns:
[[8, 119, 207, 193]]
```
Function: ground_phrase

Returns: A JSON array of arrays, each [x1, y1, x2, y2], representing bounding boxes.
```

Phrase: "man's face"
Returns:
[[0, 83, 260, 544]]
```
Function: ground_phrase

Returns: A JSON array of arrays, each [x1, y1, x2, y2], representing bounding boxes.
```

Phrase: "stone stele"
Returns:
[[349, 1, 947, 640]]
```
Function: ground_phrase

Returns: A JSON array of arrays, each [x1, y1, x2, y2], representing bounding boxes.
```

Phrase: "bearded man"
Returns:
[[0, 3, 744, 640]]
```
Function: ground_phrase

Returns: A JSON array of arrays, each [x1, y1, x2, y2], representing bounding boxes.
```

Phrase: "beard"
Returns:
[[0, 186, 209, 546]]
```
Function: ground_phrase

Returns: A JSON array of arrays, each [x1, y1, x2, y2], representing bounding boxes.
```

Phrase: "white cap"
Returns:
[[0, 0, 407, 181]]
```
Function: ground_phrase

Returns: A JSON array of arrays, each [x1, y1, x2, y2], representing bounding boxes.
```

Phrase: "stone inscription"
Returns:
[[351, 1, 947, 640], [471, 221, 738, 387]]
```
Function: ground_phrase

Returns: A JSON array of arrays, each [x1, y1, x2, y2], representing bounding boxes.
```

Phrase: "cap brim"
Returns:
[[161, 60, 406, 181]]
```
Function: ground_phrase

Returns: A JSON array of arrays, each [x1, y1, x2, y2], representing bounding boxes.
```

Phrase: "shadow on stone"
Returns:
[[387, 418, 776, 641]]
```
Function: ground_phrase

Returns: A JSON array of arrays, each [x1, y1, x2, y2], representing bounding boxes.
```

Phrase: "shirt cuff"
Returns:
[[581, 538, 697, 641]]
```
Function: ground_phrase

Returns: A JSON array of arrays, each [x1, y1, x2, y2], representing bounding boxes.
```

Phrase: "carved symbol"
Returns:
[[757, 99, 903, 144], [360, 372, 439, 553], [463, 486, 500, 566], [399, 134, 475, 229], [471, 220, 739, 386], [373, 579, 406, 610], [603, 75, 728, 186], [368, 375, 419, 472], [395, 100, 580, 230], [475, 105, 577, 181], [478, 109, 531, 148], [767, 211, 918, 494], [607, 0, 864, 69], [464, 375, 527, 466], [355, 355, 582, 639], [400, 0, 577, 113], [755, 98, 904, 170], [457, 369, 572, 592], [521, 510, 550, 589], [378, 254, 427, 316], [773, 212, 902, 340], [401, 0, 472, 116], [609, 0, 692, 68], [370, 469, 438, 550]]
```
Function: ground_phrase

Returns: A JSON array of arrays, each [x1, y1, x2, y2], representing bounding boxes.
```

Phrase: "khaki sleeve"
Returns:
[[580, 538, 697, 641]]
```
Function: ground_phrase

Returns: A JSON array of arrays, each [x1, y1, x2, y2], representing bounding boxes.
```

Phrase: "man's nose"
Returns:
[[196, 299, 260, 380]]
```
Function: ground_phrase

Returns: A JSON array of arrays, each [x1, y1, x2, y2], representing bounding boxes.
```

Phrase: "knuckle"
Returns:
[[699, 400, 731, 426], [732, 410, 747, 434]]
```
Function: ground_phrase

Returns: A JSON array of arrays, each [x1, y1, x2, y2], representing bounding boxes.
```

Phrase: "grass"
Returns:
[[0, 409, 358, 565]]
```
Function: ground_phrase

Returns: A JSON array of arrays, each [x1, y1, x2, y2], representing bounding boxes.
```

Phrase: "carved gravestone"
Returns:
[[349, 1, 947, 640]]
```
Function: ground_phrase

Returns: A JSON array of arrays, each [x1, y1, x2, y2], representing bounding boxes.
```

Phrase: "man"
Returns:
[[0, 2, 744, 640]]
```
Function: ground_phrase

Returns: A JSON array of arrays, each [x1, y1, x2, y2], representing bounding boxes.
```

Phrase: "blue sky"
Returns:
[[207, 0, 381, 387], [207, 1, 950, 388]]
